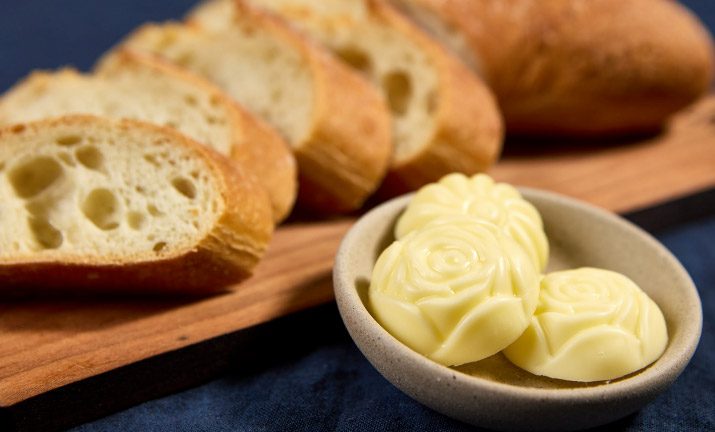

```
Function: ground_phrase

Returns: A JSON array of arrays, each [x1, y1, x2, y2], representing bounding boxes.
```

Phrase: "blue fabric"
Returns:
[[69, 215, 715, 431], [65, 214, 715, 432], [0, 1, 713, 431]]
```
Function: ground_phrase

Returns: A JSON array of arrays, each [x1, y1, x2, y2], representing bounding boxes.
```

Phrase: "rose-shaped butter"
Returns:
[[504, 268, 668, 382], [396, 173, 548, 271], [369, 215, 541, 366]]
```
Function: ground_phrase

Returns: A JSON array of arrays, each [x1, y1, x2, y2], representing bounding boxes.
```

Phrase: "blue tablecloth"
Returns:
[[66, 216, 715, 432], [0, 1, 713, 431]]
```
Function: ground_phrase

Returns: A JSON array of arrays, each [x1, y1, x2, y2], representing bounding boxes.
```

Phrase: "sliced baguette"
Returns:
[[0, 50, 296, 222], [107, 10, 393, 213], [190, 0, 503, 193], [393, 0, 715, 135], [0, 115, 273, 294]]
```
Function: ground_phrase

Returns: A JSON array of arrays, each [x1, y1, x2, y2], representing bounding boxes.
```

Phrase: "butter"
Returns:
[[396, 173, 549, 271], [369, 215, 541, 366], [503, 268, 668, 382]]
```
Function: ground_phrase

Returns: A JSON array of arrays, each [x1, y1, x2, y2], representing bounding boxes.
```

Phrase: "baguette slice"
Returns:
[[0, 50, 296, 222], [0, 115, 273, 294], [190, 0, 503, 193], [107, 10, 393, 213], [393, 0, 715, 135]]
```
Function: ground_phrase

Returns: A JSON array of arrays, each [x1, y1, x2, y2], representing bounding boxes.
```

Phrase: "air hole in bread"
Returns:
[[57, 152, 76, 167], [209, 95, 221, 108], [172, 177, 197, 199], [147, 204, 163, 217], [184, 94, 199, 106], [82, 188, 121, 230], [383, 71, 412, 116], [75, 146, 103, 170], [156, 32, 178, 50], [153, 241, 167, 252], [336, 46, 372, 74], [262, 46, 279, 62], [205, 115, 219, 125], [144, 154, 160, 167], [127, 211, 146, 230], [26, 200, 51, 219], [9, 156, 63, 199], [270, 88, 284, 104], [175, 52, 195, 67], [426, 90, 437, 114], [28, 216, 63, 249], [55, 134, 82, 147], [241, 22, 258, 37]]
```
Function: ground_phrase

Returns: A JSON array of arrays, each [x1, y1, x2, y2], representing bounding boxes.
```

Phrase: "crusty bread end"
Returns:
[[395, 0, 715, 135]]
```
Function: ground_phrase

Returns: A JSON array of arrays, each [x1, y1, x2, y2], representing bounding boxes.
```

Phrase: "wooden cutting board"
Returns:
[[2, 96, 715, 431]]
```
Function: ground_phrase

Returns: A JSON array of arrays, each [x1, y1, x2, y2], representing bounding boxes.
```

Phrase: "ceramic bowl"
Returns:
[[333, 189, 702, 431]]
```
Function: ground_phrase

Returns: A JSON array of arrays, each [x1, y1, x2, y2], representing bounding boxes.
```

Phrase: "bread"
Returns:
[[0, 49, 296, 222], [190, 0, 503, 194], [393, 0, 715, 136], [0, 115, 274, 294], [108, 9, 393, 213]]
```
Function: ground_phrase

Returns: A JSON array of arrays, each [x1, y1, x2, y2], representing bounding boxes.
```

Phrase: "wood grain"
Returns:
[[1, 95, 715, 423], [0, 220, 352, 407], [491, 96, 715, 213]]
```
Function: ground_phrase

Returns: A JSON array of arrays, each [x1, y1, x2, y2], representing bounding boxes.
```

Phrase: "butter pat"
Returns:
[[369, 216, 541, 366], [396, 173, 549, 271], [504, 268, 668, 382]]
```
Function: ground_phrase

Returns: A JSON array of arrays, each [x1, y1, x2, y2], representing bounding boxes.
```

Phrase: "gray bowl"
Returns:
[[333, 190, 702, 431]]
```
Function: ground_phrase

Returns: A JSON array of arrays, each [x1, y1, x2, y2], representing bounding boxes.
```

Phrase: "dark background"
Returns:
[[0, 1, 713, 431]]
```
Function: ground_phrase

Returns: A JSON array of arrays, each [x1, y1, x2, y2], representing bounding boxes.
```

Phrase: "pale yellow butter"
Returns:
[[503, 268, 668, 382], [396, 173, 549, 271], [369, 215, 541, 366]]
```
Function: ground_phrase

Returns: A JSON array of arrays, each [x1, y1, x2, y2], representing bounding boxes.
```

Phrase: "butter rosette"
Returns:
[[369, 216, 541, 366], [504, 268, 668, 382], [395, 173, 549, 271]]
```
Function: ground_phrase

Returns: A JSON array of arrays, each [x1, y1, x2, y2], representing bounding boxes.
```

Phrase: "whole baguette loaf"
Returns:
[[107, 8, 393, 213], [0, 115, 273, 293], [393, 0, 715, 135], [190, 0, 503, 193], [0, 50, 296, 222]]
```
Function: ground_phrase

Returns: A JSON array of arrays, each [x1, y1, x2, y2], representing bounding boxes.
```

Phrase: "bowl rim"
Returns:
[[333, 188, 703, 403]]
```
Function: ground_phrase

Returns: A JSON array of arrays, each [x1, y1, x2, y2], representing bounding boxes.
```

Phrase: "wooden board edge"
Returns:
[[0, 304, 344, 432]]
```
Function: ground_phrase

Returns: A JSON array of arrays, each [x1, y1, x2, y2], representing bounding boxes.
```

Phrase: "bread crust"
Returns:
[[231, 106, 298, 222], [0, 116, 274, 294], [118, 10, 393, 214], [233, 2, 394, 213], [397, 0, 715, 135], [368, 0, 503, 194], [97, 49, 297, 222], [0, 51, 296, 222], [231, 0, 502, 195]]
